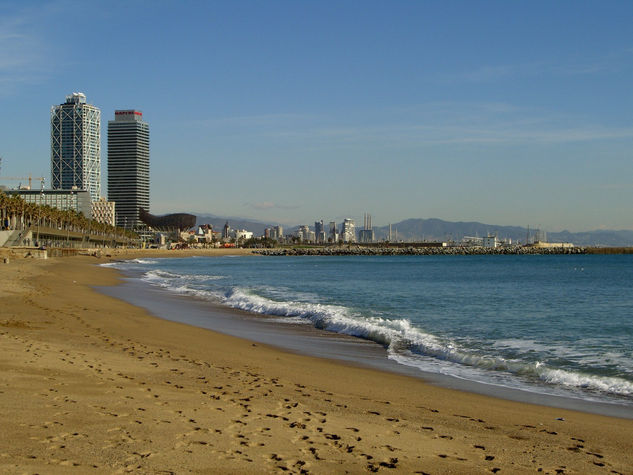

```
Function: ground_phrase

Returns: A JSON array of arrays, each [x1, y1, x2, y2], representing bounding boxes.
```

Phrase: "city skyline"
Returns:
[[1, 1, 632, 232]]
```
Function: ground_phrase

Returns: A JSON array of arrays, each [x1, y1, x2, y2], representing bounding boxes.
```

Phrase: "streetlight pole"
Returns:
[[36, 189, 43, 247], [67, 191, 74, 248]]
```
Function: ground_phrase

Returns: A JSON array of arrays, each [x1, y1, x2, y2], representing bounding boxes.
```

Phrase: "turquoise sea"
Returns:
[[107, 254, 633, 409]]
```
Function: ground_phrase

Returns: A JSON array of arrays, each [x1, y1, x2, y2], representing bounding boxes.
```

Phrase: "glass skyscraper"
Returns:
[[50, 93, 101, 202], [107, 110, 150, 229]]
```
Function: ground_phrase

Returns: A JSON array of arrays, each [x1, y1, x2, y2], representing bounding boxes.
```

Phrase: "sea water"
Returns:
[[107, 254, 633, 408]]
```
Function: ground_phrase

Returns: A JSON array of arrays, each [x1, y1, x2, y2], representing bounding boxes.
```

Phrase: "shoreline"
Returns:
[[1, 251, 632, 473], [104, 256, 633, 419]]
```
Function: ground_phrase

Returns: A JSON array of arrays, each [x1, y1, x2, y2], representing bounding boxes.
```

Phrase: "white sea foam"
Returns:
[[493, 339, 633, 375], [143, 269, 224, 285], [537, 367, 633, 396], [144, 269, 180, 280], [139, 269, 225, 303], [99, 262, 118, 267], [220, 287, 633, 398], [129, 265, 633, 400], [130, 258, 159, 264]]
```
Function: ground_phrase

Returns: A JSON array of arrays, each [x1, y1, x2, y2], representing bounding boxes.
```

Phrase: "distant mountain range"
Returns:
[[195, 213, 272, 236], [194, 214, 633, 247], [371, 218, 633, 247]]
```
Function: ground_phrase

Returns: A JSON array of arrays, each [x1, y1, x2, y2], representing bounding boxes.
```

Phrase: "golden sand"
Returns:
[[0, 250, 631, 474]]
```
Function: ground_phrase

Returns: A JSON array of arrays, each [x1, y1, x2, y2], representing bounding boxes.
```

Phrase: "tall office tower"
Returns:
[[51, 92, 101, 201], [107, 110, 150, 228]]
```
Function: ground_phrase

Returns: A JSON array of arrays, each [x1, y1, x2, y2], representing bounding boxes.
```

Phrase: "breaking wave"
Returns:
[[222, 288, 633, 398], [119, 260, 633, 402]]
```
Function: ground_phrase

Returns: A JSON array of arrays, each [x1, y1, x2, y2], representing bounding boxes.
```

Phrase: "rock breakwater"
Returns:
[[253, 246, 586, 256]]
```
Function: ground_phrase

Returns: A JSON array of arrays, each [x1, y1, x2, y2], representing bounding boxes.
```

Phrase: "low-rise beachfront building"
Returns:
[[232, 229, 253, 241], [196, 224, 216, 243], [5, 189, 92, 217], [91, 197, 116, 226]]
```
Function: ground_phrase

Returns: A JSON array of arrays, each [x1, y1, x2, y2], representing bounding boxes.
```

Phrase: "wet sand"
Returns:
[[1, 250, 632, 473]]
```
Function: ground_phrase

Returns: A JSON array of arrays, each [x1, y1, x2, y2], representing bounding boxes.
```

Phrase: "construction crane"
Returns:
[[0, 175, 46, 190], [0, 156, 46, 190]]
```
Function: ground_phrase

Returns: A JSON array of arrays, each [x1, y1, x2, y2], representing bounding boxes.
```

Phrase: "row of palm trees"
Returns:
[[0, 191, 136, 243]]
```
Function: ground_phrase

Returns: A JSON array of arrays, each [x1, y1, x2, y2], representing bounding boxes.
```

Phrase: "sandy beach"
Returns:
[[1, 250, 632, 474]]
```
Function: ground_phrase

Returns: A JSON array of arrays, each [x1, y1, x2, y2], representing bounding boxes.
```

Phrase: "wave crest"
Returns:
[[222, 288, 633, 398]]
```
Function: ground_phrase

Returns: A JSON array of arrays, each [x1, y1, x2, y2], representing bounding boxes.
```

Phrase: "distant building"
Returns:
[[91, 197, 116, 226], [107, 109, 150, 228], [329, 221, 338, 242], [297, 225, 313, 243], [265, 225, 284, 241], [533, 229, 547, 244], [138, 209, 196, 231], [51, 92, 101, 201], [358, 213, 375, 243], [314, 220, 326, 243], [482, 234, 499, 248], [196, 224, 215, 243], [6, 189, 91, 218], [222, 221, 231, 239], [532, 241, 574, 249], [341, 218, 356, 243], [231, 229, 253, 241]]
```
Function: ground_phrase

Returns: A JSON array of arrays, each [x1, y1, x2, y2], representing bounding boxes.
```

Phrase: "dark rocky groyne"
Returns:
[[253, 246, 587, 256]]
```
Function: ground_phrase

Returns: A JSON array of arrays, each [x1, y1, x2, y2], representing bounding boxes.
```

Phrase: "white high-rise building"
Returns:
[[341, 218, 356, 243], [107, 110, 150, 228], [51, 92, 101, 202]]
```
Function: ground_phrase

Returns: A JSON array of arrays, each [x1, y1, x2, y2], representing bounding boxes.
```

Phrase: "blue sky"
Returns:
[[0, 0, 632, 231]]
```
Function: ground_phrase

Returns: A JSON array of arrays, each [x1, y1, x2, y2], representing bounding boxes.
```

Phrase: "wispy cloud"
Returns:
[[255, 104, 633, 147], [441, 48, 633, 84], [0, 5, 53, 94], [189, 113, 316, 128], [186, 101, 633, 153]]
